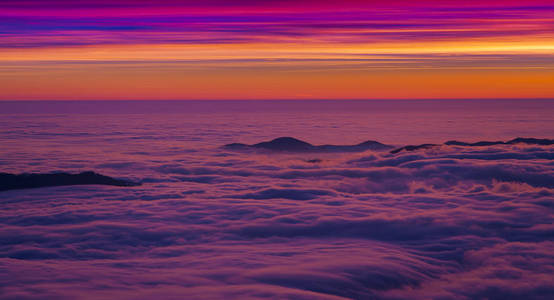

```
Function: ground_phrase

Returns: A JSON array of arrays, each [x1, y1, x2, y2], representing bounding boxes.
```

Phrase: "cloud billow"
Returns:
[[1, 140, 553, 299]]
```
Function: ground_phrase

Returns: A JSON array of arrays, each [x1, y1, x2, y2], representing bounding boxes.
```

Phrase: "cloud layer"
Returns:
[[1, 101, 553, 299], [1, 136, 553, 299]]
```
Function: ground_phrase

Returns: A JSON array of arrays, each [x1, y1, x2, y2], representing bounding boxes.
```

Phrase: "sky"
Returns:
[[1, 0, 553, 100]]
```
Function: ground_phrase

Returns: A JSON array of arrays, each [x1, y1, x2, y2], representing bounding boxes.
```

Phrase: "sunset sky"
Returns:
[[1, 0, 553, 100]]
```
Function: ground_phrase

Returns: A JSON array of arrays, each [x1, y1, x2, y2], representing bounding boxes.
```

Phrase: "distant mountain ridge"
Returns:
[[0, 171, 140, 192], [223, 137, 553, 154], [391, 137, 554, 154], [445, 137, 554, 147], [224, 137, 394, 153]]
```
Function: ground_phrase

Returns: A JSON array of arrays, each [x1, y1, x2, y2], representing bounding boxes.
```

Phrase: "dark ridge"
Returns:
[[225, 137, 553, 155], [507, 137, 554, 145], [0, 171, 141, 192], [445, 137, 554, 147], [223, 137, 393, 153], [254, 137, 313, 151], [393, 137, 554, 154], [306, 159, 323, 163], [221, 143, 251, 151], [445, 141, 505, 146], [390, 144, 439, 154]]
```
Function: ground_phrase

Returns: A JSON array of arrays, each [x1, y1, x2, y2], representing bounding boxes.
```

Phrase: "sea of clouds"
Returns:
[[1, 141, 553, 299]]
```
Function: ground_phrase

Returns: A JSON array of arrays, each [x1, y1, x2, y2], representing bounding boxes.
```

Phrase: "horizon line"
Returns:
[[1, 98, 554, 102]]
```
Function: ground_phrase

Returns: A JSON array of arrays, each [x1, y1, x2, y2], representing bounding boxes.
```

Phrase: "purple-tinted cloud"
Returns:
[[1, 101, 553, 299], [1, 140, 553, 299], [1, 1, 553, 48]]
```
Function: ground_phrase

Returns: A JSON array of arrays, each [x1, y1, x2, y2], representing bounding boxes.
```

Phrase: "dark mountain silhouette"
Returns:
[[507, 137, 554, 145], [446, 137, 554, 147], [306, 159, 323, 163], [445, 140, 504, 146], [224, 137, 393, 152], [392, 137, 554, 154], [0, 171, 140, 192], [390, 144, 439, 154], [253, 137, 314, 151]]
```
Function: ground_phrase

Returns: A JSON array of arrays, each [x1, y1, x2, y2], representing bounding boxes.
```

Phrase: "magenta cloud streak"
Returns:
[[1, 0, 553, 48]]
